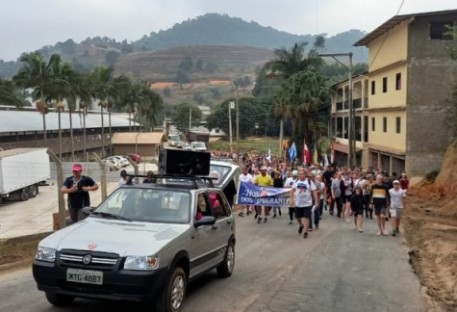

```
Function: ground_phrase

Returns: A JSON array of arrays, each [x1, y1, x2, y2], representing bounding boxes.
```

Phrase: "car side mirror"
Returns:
[[82, 206, 96, 216], [194, 216, 216, 228]]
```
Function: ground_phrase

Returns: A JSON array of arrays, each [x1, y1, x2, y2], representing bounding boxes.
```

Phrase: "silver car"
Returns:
[[32, 176, 236, 312]]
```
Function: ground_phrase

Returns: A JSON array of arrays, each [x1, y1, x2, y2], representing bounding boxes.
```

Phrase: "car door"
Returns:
[[207, 190, 233, 264]]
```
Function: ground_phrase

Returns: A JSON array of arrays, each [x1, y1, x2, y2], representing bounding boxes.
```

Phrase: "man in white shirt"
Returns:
[[284, 169, 298, 224], [389, 180, 406, 236], [290, 168, 319, 238], [238, 166, 253, 217]]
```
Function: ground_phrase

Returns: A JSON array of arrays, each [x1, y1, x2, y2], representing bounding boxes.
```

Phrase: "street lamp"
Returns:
[[318, 52, 355, 168], [228, 101, 235, 154]]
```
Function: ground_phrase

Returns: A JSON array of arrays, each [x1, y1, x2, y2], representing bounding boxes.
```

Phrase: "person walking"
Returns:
[[351, 187, 365, 232], [389, 180, 406, 236], [331, 171, 343, 217], [370, 174, 390, 236], [253, 166, 273, 223], [272, 170, 284, 218], [290, 168, 319, 239], [341, 170, 354, 222], [238, 166, 253, 217], [364, 174, 374, 219], [284, 169, 298, 224], [61, 164, 99, 223]]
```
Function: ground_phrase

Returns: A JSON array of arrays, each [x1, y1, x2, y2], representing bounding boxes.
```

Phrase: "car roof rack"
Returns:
[[126, 173, 217, 189]]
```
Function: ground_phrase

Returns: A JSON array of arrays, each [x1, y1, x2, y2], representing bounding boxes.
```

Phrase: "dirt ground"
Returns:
[[403, 142, 457, 312]]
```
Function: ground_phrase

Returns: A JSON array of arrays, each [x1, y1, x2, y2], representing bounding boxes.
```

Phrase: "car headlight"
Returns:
[[124, 256, 159, 271], [35, 246, 56, 263]]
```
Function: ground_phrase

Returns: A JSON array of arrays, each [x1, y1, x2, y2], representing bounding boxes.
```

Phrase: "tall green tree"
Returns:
[[172, 103, 201, 133], [0, 79, 25, 107]]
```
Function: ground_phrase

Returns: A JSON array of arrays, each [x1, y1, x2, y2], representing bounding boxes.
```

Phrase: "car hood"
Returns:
[[39, 217, 189, 256]]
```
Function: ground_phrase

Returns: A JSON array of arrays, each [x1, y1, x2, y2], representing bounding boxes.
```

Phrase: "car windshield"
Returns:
[[209, 164, 231, 186], [192, 142, 205, 147], [95, 188, 191, 224]]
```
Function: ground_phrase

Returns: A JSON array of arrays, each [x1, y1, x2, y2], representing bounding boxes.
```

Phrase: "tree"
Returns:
[[105, 51, 120, 65], [0, 79, 25, 107], [179, 56, 193, 71], [172, 103, 201, 133], [163, 86, 171, 97], [14, 52, 61, 146], [176, 70, 190, 85], [273, 70, 329, 155]]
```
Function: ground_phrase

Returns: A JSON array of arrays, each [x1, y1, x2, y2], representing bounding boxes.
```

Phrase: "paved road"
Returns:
[[0, 214, 427, 312]]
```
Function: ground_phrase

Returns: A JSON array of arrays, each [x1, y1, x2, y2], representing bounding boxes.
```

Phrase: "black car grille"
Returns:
[[58, 249, 119, 271]]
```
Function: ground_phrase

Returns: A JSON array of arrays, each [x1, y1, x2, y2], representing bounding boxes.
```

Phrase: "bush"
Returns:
[[425, 169, 440, 183]]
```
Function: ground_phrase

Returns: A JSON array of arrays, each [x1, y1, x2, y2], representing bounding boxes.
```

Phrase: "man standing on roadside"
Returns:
[[370, 174, 390, 236], [290, 168, 319, 239], [61, 164, 98, 223]]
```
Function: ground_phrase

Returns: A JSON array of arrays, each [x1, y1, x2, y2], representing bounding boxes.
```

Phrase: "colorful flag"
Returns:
[[313, 144, 318, 165], [288, 142, 297, 161], [303, 139, 311, 166], [266, 144, 272, 161]]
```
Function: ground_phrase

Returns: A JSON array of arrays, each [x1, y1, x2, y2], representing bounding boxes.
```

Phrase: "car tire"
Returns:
[[45, 292, 75, 306], [29, 185, 38, 198], [156, 266, 186, 312], [217, 241, 235, 278], [20, 188, 29, 201]]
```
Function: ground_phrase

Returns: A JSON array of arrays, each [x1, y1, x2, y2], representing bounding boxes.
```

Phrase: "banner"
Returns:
[[237, 181, 291, 207]]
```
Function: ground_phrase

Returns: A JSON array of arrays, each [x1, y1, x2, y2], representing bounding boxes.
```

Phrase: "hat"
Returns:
[[292, 170, 298, 176], [71, 164, 82, 172], [393, 180, 400, 184]]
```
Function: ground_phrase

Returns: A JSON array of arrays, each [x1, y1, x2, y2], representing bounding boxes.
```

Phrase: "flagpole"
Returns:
[[279, 119, 284, 159]]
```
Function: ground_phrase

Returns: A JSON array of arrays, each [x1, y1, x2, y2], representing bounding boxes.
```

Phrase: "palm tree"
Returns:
[[0, 79, 25, 107], [14, 52, 59, 146]]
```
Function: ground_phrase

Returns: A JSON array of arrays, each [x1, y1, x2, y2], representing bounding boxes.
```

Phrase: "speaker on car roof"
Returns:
[[158, 149, 211, 175]]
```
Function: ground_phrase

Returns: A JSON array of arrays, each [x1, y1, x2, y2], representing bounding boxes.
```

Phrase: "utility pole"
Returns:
[[318, 52, 354, 168], [235, 86, 240, 155], [229, 101, 234, 154], [188, 106, 192, 130], [279, 119, 284, 158]]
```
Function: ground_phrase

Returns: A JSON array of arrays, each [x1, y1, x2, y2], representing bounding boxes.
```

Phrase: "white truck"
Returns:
[[0, 148, 50, 203]]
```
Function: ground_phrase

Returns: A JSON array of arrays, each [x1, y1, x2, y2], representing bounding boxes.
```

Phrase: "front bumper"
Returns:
[[33, 260, 168, 302]]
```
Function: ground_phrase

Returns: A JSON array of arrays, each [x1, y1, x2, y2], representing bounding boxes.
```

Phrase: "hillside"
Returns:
[[0, 13, 367, 78]]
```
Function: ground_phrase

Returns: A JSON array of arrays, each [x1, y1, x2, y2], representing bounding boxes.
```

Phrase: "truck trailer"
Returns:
[[0, 148, 50, 203]]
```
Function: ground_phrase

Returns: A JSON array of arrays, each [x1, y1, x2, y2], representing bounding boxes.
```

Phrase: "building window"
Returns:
[[344, 117, 349, 139], [396, 117, 401, 134], [430, 21, 454, 40], [364, 116, 369, 142], [371, 117, 375, 131], [355, 116, 362, 141], [371, 80, 375, 95], [382, 77, 387, 93], [336, 117, 343, 138], [396, 73, 401, 90], [383, 117, 387, 132]]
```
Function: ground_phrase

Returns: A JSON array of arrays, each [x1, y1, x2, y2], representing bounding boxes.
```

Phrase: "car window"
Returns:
[[96, 188, 190, 224], [208, 191, 227, 219], [209, 164, 231, 186]]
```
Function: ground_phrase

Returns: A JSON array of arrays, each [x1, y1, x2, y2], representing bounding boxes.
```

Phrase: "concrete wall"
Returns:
[[369, 110, 407, 151], [406, 13, 457, 176]]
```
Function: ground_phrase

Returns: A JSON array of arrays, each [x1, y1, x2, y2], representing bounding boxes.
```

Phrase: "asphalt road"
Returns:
[[0, 213, 427, 312]]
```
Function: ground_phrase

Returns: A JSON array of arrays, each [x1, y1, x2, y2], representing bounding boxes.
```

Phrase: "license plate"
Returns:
[[66, 268, 103, 285]]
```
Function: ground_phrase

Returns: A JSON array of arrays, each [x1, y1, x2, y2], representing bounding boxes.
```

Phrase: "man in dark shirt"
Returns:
[[61, 164, 98, 223], [370, 174, 390, 236]]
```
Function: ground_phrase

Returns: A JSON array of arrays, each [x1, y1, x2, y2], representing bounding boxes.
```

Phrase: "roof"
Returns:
[[354, 9, 457, 46], [0, 109, 139, 133], [111, 132, 164, 145]]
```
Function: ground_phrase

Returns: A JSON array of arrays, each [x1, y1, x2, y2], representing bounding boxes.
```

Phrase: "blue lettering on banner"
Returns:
[[236, 181, 291, 207]]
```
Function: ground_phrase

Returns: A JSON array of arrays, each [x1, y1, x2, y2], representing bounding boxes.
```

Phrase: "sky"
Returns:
[[0, 0, 456, 61]]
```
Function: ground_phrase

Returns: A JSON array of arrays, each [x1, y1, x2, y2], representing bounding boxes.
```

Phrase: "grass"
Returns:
[[209, 137, 283, 155]]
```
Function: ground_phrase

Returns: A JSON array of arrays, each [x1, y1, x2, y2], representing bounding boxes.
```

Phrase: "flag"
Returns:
[[266, 144, 272, 162], [323, 154, 330, 166], [288, 142, 297, 161], [303, 139, 311, 166], [313, 144, 318, 165], [330, 143, 335, 164]]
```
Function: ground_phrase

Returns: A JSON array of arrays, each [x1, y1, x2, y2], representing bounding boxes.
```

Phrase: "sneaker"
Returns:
[[263, 217, 268, 223], [358, 229, 364, 233], [288, 221, 294, 225], [273, 214, 277, 218], [391, 232, 396, 237], [257, 217, 262, 224], [303, 232, 308, 239], [383, 230, 389, 236], [376, 231, 381, 236], [238, 212, 245, 217], [298, 225, 304, 234]]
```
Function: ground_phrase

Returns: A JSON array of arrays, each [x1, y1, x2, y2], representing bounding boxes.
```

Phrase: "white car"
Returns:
[[106, 156, 130, 167], [190, 141, 207, 151], [102, 159, 120, 171]]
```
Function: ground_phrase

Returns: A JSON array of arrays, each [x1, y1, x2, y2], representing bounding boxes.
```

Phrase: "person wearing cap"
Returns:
[[388, 180, 406, 236], [252, 165, 273, 223], [284, 169, 298, 224], [61, 164, 98, 223]]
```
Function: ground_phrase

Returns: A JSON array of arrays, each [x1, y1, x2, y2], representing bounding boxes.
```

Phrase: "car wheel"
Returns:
[[20, 188, 29, 201], [45, 292, 75, 306], [29, 185, 38, 198], [156, 267, 186, 312], [217, 241, 235, 278]]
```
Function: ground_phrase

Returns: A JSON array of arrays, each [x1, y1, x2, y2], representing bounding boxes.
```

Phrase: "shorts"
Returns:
[[295, 206, 312, 219], [342, 194, 352, 203], [374, 206, 387, 216], [390, 207, 403, 218], [353, 208, 364, 217]]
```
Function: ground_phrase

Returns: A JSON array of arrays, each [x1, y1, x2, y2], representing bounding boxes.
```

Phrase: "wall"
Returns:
[[369, 110, 407, 151], [406, 13, 457, 176]]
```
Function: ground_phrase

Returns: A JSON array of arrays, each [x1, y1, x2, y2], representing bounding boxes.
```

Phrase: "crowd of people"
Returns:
[[237, 153, 409, 238]]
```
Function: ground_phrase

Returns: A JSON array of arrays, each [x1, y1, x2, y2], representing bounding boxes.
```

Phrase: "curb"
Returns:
[[0, 258, 33, 273]]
